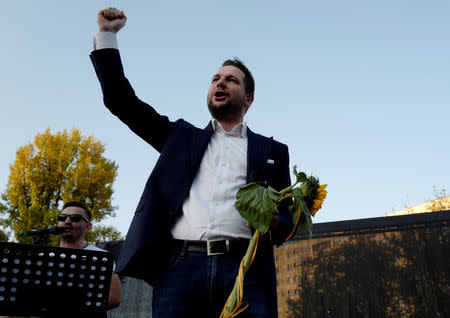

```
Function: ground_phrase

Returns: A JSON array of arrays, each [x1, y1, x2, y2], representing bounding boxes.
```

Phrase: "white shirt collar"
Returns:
[[211, 119, 247, 138]]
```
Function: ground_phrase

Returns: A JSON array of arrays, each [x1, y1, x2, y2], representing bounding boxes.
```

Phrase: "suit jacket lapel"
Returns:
[[188, 123, 273, 184], [246, 128, 273, 183], [185, 121, 214, 181]]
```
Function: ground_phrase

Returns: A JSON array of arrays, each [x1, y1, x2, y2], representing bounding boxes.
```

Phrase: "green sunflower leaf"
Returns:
[[288, 188, 312, 235], [235, 183, 282, 233], [298, 199, 312, 234]]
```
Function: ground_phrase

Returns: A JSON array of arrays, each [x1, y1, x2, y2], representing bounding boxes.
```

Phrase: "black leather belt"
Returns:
[[174, 239, 250, 256]]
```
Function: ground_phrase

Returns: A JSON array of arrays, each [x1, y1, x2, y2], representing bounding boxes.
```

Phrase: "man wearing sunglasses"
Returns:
[[58, 201, 122, 312]]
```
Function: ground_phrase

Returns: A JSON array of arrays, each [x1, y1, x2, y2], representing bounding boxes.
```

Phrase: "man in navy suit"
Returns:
[[91, 7, 294, 317]]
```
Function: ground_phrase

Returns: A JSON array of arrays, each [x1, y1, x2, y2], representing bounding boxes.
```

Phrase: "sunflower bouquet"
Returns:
[[220, 165, 327, 318]]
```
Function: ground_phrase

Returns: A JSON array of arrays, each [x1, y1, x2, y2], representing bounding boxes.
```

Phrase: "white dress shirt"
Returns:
[[93, 33, 252, 240], [171, 120, 251, 240]]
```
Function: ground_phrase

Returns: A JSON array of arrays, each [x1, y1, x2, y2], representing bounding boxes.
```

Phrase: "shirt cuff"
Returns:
[[93, 32, 118, 50]]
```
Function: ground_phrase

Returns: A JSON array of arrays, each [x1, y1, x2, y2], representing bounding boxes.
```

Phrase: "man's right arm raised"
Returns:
[[91, 8, 176, 153]]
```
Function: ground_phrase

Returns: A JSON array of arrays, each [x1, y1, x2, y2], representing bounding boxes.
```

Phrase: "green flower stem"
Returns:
[[221, 230, 260, 317], [279, 180, 300, 197]]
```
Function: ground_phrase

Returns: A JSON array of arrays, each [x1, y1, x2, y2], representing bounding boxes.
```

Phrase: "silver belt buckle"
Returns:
[[206, 240, 229, 256]]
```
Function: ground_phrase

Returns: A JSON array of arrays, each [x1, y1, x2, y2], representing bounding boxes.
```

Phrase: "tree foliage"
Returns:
[[0, 128, 121, 244]]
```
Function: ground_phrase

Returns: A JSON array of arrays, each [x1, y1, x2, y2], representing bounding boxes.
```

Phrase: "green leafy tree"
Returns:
[[0, 128, 122, 245]]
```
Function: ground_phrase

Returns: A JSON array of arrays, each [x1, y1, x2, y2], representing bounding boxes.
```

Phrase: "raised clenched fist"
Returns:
[[97, 7, 127, 33]]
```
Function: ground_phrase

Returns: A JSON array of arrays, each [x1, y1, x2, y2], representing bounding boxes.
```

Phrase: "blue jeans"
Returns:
[[152, 246, 274, 318]]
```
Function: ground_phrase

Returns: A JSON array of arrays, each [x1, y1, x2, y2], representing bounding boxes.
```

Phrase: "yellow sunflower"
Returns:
[[310, 184, 328, 216]]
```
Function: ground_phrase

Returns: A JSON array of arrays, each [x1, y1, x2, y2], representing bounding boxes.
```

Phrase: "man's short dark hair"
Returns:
[[62, 201, 92, 221], [222, 58, 255, 96]]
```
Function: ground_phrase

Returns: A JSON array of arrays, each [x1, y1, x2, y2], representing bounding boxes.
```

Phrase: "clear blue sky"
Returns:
[[1, 1, 449, 236]]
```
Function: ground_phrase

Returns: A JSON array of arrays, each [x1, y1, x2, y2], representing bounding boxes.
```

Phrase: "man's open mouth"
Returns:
[[214, 91, 227, 100]]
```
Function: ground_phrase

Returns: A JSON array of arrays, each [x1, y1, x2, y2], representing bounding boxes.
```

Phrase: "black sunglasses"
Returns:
[[57, 213, 90, 223]]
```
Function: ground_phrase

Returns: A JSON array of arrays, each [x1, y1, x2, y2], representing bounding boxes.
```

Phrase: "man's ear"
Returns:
[[244, 93, 254, 112], [86, 222, 93, 231]]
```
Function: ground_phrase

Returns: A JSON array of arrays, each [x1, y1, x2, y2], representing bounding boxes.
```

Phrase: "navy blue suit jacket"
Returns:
[[90, 49, 293, 316]]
